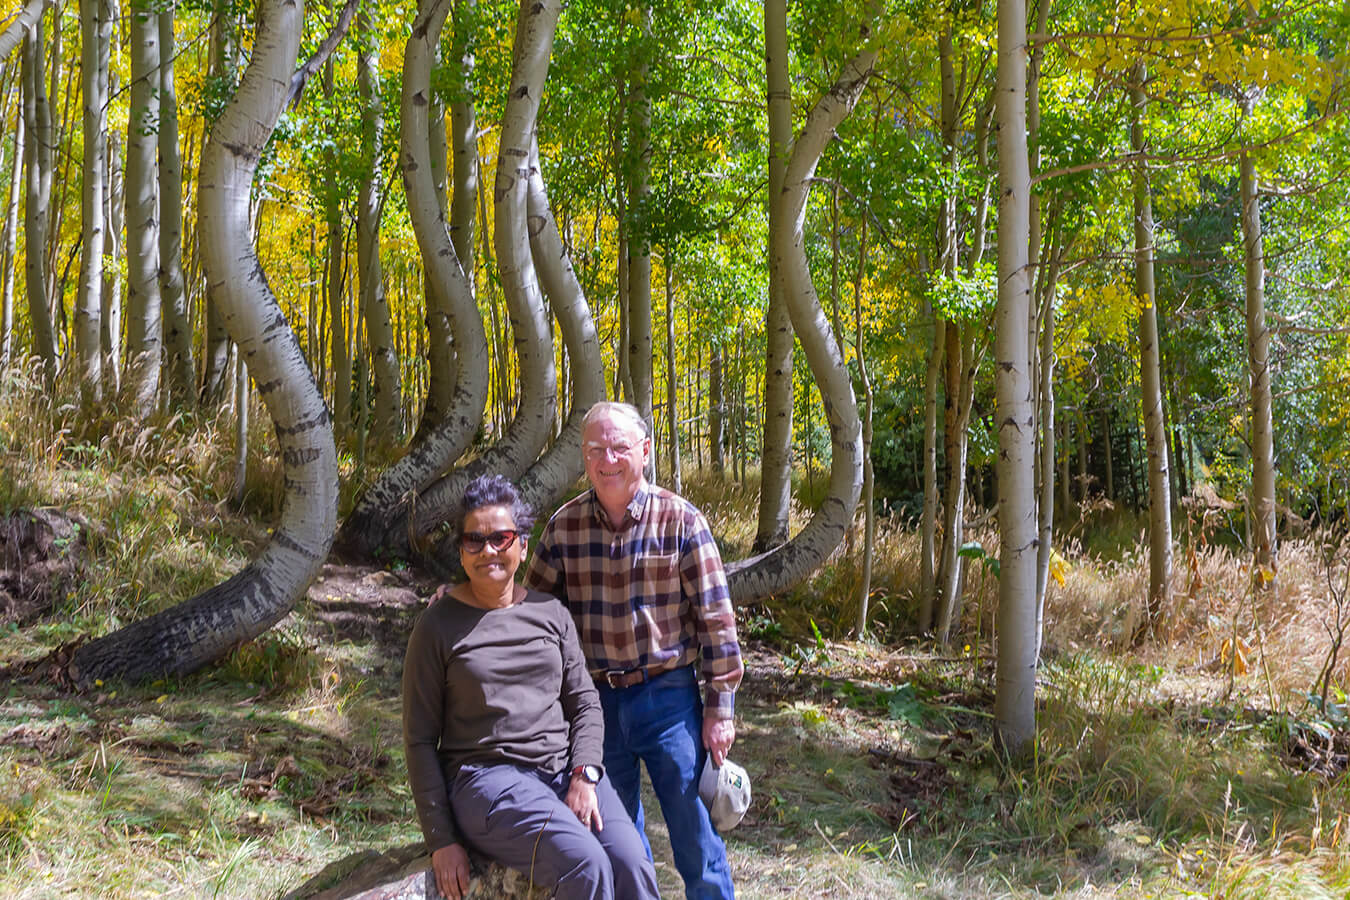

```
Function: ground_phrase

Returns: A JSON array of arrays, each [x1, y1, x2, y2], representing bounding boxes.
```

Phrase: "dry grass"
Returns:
[[5, 372, 1350, 897]]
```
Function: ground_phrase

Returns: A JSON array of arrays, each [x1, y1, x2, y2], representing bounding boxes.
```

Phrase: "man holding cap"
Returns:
[[526, 401, 743, 900]]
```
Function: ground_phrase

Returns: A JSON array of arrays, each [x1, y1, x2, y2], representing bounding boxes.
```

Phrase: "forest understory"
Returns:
[[2, 397, 1350, 899]]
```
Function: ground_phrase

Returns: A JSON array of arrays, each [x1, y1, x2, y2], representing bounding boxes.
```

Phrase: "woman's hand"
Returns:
[[431, 843, 471, 900], [566, 777, 603, 832]]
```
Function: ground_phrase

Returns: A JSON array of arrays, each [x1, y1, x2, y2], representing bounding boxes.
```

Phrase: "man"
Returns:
[[525, 400, 743, 900]]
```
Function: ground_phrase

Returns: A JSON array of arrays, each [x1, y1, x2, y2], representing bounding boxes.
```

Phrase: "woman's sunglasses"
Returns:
[[459, 529, 521, 554]]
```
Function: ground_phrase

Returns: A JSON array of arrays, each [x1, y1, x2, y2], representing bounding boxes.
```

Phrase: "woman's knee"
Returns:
[[552, 838, 613, 900]]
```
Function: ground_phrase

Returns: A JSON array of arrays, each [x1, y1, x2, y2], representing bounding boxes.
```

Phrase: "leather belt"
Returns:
[[598, 664, 673, 689]]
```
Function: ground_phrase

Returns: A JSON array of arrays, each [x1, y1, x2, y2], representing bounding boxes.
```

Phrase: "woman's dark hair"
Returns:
[[456, 474, 535, 541]]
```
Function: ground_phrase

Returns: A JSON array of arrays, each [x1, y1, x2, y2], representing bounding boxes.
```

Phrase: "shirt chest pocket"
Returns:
[[634, 552, 679, 606]]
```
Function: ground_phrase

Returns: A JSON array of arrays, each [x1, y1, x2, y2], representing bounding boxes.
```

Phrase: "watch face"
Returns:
[[584, 764, 602, 784]]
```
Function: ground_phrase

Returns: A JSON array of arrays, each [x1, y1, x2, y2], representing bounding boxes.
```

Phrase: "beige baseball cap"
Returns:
[[699, 757, 751, 831]]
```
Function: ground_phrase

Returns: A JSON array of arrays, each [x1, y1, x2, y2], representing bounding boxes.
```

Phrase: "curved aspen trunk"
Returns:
[[726, 38, 872, 604], [70, 0, 338, 686], [415, 5, 474, 439], [1241, 145, 1276, 588], [407, 0, 560, 547], [1131, 64, 1172, 639], [334, 0, 490, 557], [992, 0, 1038, 755], [22, 20, 56, 385], [356, 8, 400, 449], [0, 0, 48, 59], [158, 5, 195, 405], [515, 138, 604, 514], [123, 0, 163, 417], [414, 85, 455, 437], [75, 0, 110, 404]]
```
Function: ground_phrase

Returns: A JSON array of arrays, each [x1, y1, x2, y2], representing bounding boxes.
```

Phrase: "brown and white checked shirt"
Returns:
[[524, 483, 743, 720]]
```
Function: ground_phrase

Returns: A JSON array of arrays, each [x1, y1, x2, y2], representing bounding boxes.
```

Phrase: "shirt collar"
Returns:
[[588, 482, 651, 530]]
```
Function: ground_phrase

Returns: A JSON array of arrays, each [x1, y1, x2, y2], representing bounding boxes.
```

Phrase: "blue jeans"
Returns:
[[598, 665, 735, 900]]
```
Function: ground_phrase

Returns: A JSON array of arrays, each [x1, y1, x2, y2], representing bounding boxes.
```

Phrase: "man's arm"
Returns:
[[522, 519, 566, 599], [680, 507, 743, 764]]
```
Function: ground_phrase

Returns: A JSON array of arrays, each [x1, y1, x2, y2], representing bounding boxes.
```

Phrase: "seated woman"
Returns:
[[402, 474, 660, 900]]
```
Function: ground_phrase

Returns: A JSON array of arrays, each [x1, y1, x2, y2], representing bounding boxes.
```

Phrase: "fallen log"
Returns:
[[282, 841, 548, 900]]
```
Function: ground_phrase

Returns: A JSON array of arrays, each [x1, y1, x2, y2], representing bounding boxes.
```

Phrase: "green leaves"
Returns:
[[928, 262, 996, 323]]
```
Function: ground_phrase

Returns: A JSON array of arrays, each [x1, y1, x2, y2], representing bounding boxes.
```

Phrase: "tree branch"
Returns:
[[288, 0, 359, 108]]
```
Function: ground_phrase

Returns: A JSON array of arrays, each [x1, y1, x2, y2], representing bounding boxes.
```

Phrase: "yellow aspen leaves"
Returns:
[[1049, 549, 1070, 589], [1220, 636, 1251, 675]]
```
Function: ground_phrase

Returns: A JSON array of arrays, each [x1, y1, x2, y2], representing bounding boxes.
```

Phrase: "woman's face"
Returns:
[[459, 504, 524, 590]]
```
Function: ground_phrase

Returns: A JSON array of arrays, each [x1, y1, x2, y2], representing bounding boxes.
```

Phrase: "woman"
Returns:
[[403, 474, 660, 900]]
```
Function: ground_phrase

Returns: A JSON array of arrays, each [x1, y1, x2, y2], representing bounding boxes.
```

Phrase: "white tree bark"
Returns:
[[0, 86, 21, 371], [709, 344, 724, 473], [323, 67, 351, 443], [75, 0, 110, 403], [159, 4, 194, 404], [919, 306, 944, 630], [21, 18, 56, 384], [71, 0, 338, 685], [335, 0, 489, 556], [755, 0, 794, 552], [1241, 141, 1276, 586], [727, 39, 873, 603], [123, 0, 163, 416], [198, 0, 238, 406], [356, 7, 401, 447], [1033, 235, 1062, 663], [515, 137, 604, 514], [0, 0, 47, 60], [932, 26, 964, 643], [102, 66, 124, 397], [1131, 64, 1173, 637], [415, 3, 473, 438], [408, 0, 560, 544], [625, 3, 654, 430], [853, 218, 875, 636], [992, 0, 1038, 754]]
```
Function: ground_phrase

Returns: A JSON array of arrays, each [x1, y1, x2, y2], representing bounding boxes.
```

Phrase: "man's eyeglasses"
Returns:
[[585, 443, 638, 461], [459, 529, 521, 554]]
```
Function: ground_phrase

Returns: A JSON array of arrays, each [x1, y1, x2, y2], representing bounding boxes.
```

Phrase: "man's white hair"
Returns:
[[581, 400, 650, 437]]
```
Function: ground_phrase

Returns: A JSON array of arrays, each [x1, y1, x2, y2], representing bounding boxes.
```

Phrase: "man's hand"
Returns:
[[703, 716, 735, 767], [566, 776, 603, 832], [431, 843, 471, 900]]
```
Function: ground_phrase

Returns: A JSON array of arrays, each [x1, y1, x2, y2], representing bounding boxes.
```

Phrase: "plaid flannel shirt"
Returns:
[[524, 483, 743, 720]]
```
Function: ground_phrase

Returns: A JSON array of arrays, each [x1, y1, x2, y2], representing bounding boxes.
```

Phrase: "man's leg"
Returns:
[[450, 763, 614, 900], [627, 667, 735, 900], [598, 682, 654, 861]]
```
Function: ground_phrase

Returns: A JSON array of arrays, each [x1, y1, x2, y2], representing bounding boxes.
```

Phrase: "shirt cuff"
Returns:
[[704, 687, 736, 720]]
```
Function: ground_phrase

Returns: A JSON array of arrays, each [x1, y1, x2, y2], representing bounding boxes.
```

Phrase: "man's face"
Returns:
[[582, 412, 649, 510]]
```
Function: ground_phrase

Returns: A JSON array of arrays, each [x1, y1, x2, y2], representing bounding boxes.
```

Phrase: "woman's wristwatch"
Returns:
[[571, 763, 602, 784]]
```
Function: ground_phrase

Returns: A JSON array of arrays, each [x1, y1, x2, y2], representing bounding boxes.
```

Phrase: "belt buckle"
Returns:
[[604, 669, 627, 689]]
